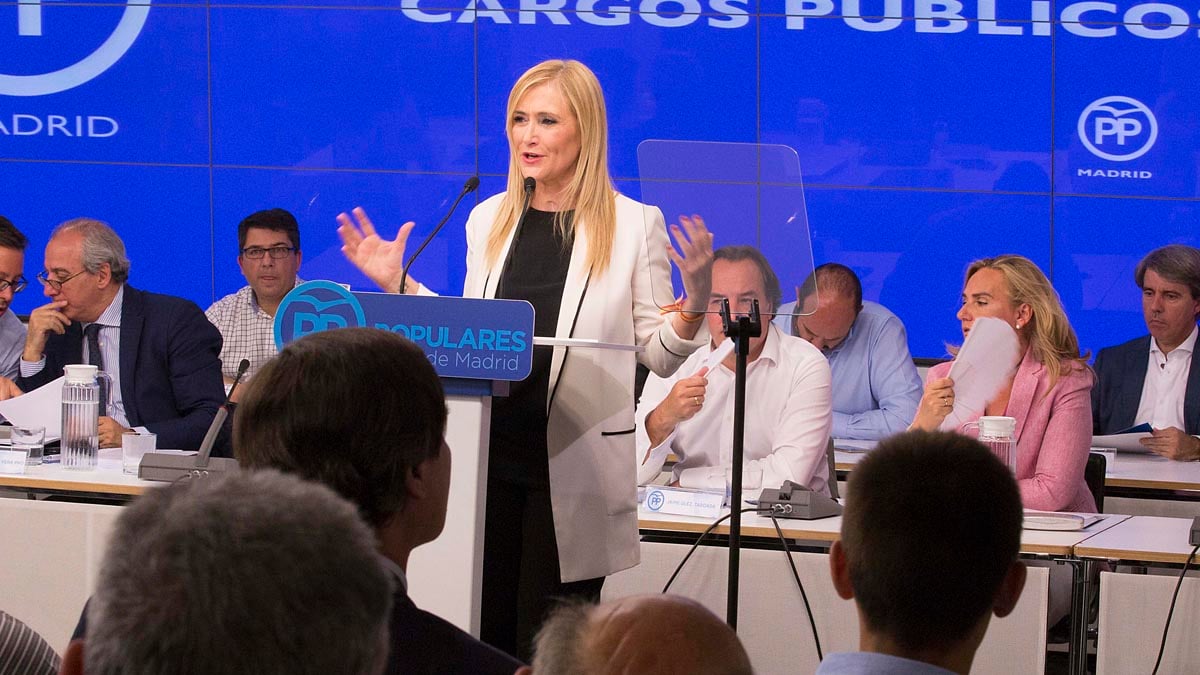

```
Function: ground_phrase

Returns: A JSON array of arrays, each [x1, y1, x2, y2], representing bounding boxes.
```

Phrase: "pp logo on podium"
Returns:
[[274, 281, 367, 348], [1, 2, 151, 97], [646, 490, 666, 511], [1078, 96, 1158, 162]]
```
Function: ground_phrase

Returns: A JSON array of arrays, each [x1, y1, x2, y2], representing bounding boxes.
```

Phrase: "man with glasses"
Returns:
[[17, 218, 225, 450], [205, 209, 302, 394], [0, 217, 29, 388]]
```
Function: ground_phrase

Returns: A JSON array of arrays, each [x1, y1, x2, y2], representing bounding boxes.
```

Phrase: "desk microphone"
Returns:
[[138, 359, 248, 482], [496, 178, 536, 298], [399, 176, 480, 294]]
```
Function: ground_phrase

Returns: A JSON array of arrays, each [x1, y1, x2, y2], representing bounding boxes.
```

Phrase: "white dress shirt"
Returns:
[[1135, 325, 1197, 430], [635, 325, 833, 493]]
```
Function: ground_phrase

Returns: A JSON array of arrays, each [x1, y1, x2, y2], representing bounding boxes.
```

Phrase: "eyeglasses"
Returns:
[[37, 269, 87, 292], [241, 245, 296, 260], [0, 276, 26, 294]]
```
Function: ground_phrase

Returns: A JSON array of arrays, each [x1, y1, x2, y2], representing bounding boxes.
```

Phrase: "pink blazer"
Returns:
[[930, 349, 1097, 513]]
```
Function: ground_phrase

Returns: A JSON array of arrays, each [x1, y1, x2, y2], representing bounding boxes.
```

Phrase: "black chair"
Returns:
[[1085, 452, 1106, 513], [826, 438, 840, 500]]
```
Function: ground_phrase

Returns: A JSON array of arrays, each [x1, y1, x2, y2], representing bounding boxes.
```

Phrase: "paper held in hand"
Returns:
[[0, 377, 65, 444], [939, 317, 1021, 432]]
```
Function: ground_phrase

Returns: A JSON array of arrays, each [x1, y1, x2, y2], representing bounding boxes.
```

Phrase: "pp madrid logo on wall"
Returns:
[[1077, 96, 1158, 162], [0, 2, 151, 97], [274, 281, 367, 349]]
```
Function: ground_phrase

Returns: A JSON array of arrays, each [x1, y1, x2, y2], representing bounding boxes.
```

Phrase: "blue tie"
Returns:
[[83, 323, 108, 414]]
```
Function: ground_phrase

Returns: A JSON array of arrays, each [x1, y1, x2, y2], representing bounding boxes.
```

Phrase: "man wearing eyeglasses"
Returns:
[[205, 209, 302, 396], [0, 217, 29, 389], [17, 218, 225, 450]]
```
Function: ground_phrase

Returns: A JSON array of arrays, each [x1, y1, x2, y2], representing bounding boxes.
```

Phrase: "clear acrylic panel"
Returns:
[[637, 140, 819, 321]]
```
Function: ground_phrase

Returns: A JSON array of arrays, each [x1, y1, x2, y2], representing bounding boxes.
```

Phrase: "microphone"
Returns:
[[195, 358, 250, 467], [138, 359, 249, 482], [399, 176, 480, 294], [496, 178, 536, 299]]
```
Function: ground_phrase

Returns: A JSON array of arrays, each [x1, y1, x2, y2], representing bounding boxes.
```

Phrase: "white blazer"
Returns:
[[463, 191, 705, 582]]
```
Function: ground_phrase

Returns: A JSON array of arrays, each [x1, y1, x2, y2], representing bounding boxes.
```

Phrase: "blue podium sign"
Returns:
[[274, 281, 533, 382]]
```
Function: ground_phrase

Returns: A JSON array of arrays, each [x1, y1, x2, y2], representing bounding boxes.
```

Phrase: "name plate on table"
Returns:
[[274, 281, 533, 381], [641, 486, 724, 520], [0, 450, 27, 474]]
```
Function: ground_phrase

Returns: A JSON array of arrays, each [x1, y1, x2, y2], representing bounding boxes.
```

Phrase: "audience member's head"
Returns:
[[236, 208, 302, 309], [830, 430, 1025, 674], [796, 263, 863, 353], [234, 327, 450, 568], [0, 216, 28, 318], [63, 470, 393, 675], [523, 594, 752, 675], [1135, 244, 1200, 349], [42, 218, 129, 323]]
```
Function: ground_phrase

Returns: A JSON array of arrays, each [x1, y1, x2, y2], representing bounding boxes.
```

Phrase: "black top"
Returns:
[[490, 208, 574, 487]]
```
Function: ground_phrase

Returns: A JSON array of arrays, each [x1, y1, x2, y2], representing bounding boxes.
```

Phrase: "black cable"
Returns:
[[1151, 544, 1198, 675], [661, 508, 755, 594], [767, 512, 824, 662]]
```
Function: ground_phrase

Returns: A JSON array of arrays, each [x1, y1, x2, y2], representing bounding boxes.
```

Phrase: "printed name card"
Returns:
[[0, 449, 27, 475], [641, 486, 724, 520]]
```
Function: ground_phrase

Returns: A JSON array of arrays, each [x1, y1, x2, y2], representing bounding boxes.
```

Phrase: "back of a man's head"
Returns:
[[80, 470, 393, 675], [838, 430, 1023, 654], [529, 594, 752, 675], [234, 327, 448, 531]]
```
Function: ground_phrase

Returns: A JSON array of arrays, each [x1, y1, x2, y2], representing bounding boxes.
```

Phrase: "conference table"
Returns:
[[6, 458, 1198, 674]]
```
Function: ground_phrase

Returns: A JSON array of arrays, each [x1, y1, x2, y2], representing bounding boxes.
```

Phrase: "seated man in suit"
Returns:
[[234, 327, 523, 674], [820, 430, 1026, 675], [206, 208, 303, 393], [1093, 244, 1200, 460], [523, 594, 752, 675], [61, 470, 394, 675], [774, 263, 922, 441], [636, 245, 833, 493], [16, 218, 225, 450]]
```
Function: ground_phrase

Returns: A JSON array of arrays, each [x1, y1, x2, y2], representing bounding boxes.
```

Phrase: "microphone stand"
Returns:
[[720, 297, 761, 630]]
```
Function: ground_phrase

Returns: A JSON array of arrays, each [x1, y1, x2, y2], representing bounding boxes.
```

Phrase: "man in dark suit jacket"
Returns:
[[16, 218, 224, 451], [1093, 244, 1200, 461], [234, 328, 523, 675]]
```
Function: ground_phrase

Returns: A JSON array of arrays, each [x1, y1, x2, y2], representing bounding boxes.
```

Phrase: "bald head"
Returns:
[[531, 594, 752, 675]]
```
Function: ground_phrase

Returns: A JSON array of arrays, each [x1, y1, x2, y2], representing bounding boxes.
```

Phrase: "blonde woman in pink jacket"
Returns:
[[910, 255, 1096, 514]]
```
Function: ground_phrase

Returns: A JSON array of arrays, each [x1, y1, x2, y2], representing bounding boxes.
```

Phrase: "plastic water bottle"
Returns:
[[62, 364, 100, 470]]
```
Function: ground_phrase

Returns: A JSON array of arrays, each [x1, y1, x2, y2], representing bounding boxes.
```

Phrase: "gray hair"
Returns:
[[1136, 244, 1200, 300], [85, 470, 394, 675], [530, 600, 592, 675], [53, 218, 131, 284]]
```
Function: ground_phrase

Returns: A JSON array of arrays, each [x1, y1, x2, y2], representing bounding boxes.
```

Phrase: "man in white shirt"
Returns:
[[635, 245, 832, 492], [206, 208, 303, 391], [1093, 244, 1200, 460]]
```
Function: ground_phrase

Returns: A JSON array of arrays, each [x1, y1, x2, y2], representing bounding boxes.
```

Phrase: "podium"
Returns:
[[273, 281, 536, 636]]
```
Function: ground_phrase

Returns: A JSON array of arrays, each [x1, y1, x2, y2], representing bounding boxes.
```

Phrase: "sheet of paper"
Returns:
[[834, 439, 877, 452], [700, 338, 735, 373], [0, 377, 64, 442], [1092, 433, 1153, 453], [939, 317, 1021, 431]]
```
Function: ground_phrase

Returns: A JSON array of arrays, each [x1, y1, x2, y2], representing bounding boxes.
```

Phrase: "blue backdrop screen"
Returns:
[[3, 2, 1198, 358]]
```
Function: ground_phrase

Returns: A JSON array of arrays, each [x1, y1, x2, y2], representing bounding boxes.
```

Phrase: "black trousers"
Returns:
[[479, 473, 605, 662]]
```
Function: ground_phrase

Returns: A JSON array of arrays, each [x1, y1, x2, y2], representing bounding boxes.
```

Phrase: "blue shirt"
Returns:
[[0, 309, 26, 380], [775, 300, 922, 440], [816, 652, 958, 675]]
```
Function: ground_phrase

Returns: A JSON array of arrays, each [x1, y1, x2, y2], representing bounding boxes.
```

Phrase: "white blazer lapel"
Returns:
[[547, 227, 592, 413], [478, 226, 519, 300]]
